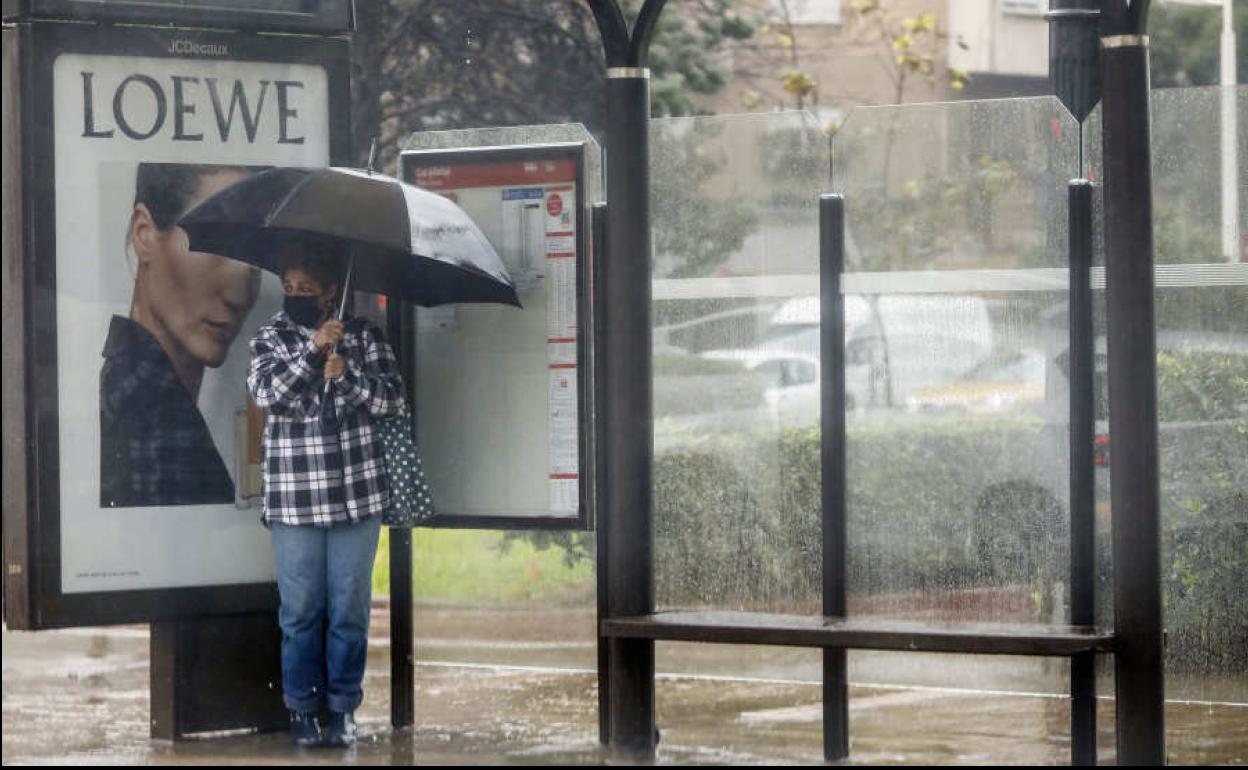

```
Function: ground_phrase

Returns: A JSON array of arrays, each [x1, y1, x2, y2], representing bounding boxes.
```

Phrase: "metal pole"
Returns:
[[820, 193, 849, 761], [1046, 0, 1102, 126], [1099, 33, 1166, 765], [389, 528, 415, 728], [387, 301, 416, 729], [1220, 0, 1239, 261], [1067, 178, 1097, 766], [602, 67, 656, 754], [591, 201, 611, 746]]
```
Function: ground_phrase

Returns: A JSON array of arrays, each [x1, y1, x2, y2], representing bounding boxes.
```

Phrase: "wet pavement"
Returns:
[[4, 607, 1247, 765]]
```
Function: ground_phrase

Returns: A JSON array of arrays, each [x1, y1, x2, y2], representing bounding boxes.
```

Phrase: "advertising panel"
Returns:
[[2, 0, 352, 34], [3, 24, 350, 627], [400, 144, 591, 529]]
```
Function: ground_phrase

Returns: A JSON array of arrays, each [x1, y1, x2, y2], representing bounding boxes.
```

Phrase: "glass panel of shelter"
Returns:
[[389, 89, 1248, 759], [1084, 85, 1248, 760]]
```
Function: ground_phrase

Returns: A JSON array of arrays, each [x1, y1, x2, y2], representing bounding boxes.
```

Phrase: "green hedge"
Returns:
[[496, 409, 1245, 671], [1157, 349, 1248, 422], [487, 348, 1248, 670], [653, 418, 1061, 609], [649, 413, 1247, 672]]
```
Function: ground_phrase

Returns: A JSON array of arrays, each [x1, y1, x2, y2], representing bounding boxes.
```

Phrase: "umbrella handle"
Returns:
[[323, 251, 357, 396]]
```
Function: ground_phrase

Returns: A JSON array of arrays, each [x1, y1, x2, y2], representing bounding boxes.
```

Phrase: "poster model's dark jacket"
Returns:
[[100, 315, 234, 508]]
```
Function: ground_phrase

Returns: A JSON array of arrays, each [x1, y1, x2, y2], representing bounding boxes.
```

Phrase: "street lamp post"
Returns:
[[1165, 0, 1239, 260], [1221, 0, 1239, 261]]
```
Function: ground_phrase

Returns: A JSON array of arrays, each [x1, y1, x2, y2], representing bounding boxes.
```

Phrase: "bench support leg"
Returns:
[[824, 649, 849, 760]]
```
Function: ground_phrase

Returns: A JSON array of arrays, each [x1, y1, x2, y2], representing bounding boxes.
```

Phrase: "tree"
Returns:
[[1149, 0, 1248, 88], [350, 0, 605, 168], [637, 0, 759, 116], [350, 0, 765, 284], [846, 1, 968, 106], [650, 120, 761, 279], [728, 1, 971, 116], [350, 0, 757, 169], [769, 0, 821, 109], [351, 3, 767, 567]]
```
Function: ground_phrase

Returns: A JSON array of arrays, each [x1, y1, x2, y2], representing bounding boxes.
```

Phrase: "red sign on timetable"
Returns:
[[406, 159, 578, 190]]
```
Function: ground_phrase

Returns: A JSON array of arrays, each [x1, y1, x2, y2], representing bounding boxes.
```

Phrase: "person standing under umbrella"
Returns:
[[180, 162, 517, 745], [247, 245, 404, 749]]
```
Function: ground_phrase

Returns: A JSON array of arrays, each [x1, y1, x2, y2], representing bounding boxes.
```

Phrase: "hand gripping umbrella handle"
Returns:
[[323, 250, 357, 396]]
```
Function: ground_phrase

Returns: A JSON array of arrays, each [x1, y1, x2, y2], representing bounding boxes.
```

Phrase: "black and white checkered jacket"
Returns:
[[247, 311, 405, 527]]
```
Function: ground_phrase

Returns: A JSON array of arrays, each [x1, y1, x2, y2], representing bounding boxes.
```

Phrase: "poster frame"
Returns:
[[1, 0, 353, 35], [2, 22, 351, 630], [398, 142, 594, 532]]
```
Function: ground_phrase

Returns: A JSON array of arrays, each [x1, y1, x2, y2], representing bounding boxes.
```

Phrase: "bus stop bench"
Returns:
[[601, 611, 1115, 656]]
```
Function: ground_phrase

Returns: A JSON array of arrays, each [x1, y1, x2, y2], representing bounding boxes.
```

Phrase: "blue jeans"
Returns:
[[270, 515, 382, 713]]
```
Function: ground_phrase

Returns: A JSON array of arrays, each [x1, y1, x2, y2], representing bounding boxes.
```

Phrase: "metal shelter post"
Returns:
[[1049, 4, 1105, 761], [601, 66, 657, 754], [819, 194, 850, 761], [388, 532, 415, 728], [388, 301, 417, 729], [586, 0, 668, 754], [1067, 178, 1097, 766], [591, 201, 612, 746], [1099, 1, 1166, 763]]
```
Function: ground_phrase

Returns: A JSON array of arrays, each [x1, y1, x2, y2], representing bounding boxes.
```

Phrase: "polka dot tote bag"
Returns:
[[375, 412, 435, 527]]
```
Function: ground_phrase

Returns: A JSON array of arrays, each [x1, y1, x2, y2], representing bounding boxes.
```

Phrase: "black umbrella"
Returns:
[[178, 165, 520, 309]]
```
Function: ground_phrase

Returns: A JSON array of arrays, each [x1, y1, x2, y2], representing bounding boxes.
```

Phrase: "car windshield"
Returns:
[[759, 325, 819, 355], [961, 352, 1046, 383]]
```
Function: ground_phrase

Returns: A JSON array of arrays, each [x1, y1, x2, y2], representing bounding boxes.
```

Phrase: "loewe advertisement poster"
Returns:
[[40, 29, 342, 604]]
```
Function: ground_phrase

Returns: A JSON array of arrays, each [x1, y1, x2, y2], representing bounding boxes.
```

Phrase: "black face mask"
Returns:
[[284, 295, 324, 328]]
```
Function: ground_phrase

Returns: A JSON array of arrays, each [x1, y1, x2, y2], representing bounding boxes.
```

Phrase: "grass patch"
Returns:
[[372, 527, 594, 606]]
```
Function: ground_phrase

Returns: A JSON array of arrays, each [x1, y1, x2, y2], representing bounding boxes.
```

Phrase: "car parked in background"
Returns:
[[699, 293, 997, 426]]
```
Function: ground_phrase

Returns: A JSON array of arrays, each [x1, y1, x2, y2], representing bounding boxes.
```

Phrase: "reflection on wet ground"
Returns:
[[3, 609, 1246, 765]]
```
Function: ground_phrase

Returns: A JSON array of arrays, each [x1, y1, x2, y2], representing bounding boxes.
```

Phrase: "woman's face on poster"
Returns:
[[131, 169, 261, 368]]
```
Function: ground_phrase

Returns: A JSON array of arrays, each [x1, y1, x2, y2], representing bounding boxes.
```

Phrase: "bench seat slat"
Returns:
[[601, 611, 1114, 656]]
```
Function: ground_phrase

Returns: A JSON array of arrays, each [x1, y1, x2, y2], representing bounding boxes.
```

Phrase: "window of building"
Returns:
[[768, 0, 841, 26], [1001, 0, 1046, 16]]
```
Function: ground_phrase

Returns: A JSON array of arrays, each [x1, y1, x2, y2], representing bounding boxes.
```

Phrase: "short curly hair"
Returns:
[[275, 242, 344, 289]]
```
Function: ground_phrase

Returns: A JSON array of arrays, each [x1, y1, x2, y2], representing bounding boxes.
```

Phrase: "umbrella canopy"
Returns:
[[178, 166, 520, 307]]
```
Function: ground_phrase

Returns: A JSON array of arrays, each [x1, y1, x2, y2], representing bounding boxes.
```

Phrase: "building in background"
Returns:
[[947, 0, 1050, 99], [702, 0, 1050, 123]]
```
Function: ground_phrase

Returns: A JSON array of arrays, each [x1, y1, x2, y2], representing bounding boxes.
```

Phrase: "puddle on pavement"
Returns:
[[4, 623, 1245, 765]]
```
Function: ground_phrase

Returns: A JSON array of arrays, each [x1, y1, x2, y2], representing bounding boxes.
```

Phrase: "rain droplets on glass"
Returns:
[[462, 28, 480, 67]]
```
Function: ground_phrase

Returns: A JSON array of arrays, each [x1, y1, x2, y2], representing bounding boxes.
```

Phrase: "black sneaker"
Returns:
[[290, 710, 323, 748], [324, 711, 357, 748]]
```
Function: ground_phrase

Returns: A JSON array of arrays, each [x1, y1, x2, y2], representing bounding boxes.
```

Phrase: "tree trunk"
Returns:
[[351, 0, 388, 166]]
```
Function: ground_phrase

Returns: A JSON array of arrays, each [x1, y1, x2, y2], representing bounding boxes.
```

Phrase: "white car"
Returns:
[[700, 294, 997, 425]]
